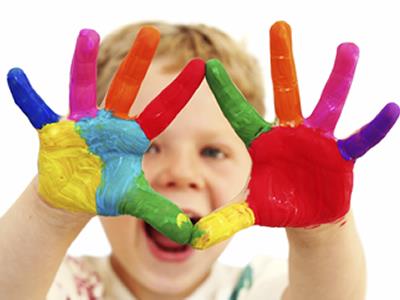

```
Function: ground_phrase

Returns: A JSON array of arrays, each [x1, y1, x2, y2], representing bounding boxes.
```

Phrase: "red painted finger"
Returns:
[[136, 58, 205, 140]]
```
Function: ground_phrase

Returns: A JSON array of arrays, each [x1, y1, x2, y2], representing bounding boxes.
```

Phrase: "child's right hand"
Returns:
[[7, 27, 205, 244]]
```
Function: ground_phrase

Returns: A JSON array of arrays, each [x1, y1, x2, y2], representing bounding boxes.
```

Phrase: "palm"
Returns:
[[248, 125, 353, 227], [8, 27, 205, 243], [38, 110, 150, 215]]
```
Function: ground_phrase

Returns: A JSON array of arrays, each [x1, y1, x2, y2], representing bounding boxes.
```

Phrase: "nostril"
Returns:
[[189, 183, 198, 189]]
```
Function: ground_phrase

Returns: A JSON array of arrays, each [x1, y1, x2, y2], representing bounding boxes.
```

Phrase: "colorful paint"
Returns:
[[192, 21, 399, 249], [191, 202, 255, 249], [7, 26, 206, 244]]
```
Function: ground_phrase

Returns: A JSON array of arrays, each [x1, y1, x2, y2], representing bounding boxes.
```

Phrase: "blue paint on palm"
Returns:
[[76, 109, 150, 215]]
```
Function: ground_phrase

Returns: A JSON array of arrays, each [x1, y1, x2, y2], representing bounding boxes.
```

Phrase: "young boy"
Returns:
[[0, 21, 372, 300]]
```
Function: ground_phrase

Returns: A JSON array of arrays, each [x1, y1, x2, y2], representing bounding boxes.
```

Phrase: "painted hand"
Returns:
[[191, 21, 399, 249], [7, 27, 205, 244]]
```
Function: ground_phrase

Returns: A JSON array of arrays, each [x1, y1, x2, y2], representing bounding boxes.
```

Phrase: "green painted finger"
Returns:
[[119, 173, 193, 244], [206, 59, 272, 147]]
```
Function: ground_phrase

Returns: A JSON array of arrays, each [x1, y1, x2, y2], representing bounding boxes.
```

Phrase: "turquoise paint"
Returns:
[[75, 109, 193, 244], [76, 109, 150, 215]]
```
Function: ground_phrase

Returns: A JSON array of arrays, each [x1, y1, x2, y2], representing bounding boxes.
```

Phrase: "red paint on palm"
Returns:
[[247, 125, 354, 227]]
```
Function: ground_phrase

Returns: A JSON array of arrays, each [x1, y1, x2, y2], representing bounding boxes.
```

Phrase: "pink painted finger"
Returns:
[[69, 29, 100, 121], [136, 58, 205, 140], [306, 43, 359, 135]]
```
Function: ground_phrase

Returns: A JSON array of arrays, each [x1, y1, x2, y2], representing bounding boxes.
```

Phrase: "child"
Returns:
[[2, 21, 392, 300]]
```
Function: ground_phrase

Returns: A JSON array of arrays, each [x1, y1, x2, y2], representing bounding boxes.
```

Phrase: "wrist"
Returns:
[[285, 211, 352, 248]]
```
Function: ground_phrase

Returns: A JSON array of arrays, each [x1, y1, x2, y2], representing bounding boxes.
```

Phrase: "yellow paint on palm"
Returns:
[[191, 202, 255, 249], [38, 121, 102, 213]]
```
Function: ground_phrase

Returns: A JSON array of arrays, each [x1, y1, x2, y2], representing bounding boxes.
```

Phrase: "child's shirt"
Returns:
[[47, 255, 288, 300]]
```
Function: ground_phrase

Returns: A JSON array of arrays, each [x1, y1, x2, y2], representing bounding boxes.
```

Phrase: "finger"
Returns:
[[7, 68, 59, 129], [306, 43, 359, 134], [191, 201, 255, 249], [120, 173, 193, 244], [69, 29, 100, 121], [205, 59, 272, 147], [105, 26, 160, 119], [338, 103, 400, 160], [270, 21, 303, 126], [136, 58, 205, 140]]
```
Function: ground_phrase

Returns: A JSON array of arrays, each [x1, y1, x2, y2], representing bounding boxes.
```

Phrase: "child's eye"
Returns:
[[146, 143, 160, 155], [201, 146, 226, 159]]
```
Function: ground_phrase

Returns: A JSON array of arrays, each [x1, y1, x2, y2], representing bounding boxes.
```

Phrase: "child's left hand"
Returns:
[[191, 21, 399, 249]]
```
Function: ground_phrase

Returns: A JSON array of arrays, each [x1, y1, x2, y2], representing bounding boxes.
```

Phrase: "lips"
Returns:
[[143, 211, 202, 262]]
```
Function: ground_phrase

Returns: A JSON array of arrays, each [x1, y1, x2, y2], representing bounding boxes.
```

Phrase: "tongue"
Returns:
[[149, 227, 185, 249]]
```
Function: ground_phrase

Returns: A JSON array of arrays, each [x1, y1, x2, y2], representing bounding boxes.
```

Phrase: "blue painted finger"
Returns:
[[7, 68, 59, 129], [338, 102, 399, 160]]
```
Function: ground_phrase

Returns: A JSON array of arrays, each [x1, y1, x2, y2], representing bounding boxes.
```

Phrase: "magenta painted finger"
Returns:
[[68, 29, 100, 121], [136, 58, 205, 140], [338, 102, 399, 160], [306, 43, 359, 135]]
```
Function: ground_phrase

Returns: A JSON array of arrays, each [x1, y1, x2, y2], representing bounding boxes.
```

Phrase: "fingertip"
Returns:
[[79, 28, 100, 42], [383, 102, 400, 120], [186, 58, 205, 73], [270, 20, 291, 36], [373, 102, 400, 131], [206, 58, 222, 68], [335, 43, 360, 74], [337, 42, 360, 59], [180, 58, 205, 88], [7, 68, 31, 98], [137, 25, 161, 43], [75, 29, 100, 59], [206, 59, 229, 84], [7, 67, 26, 83]]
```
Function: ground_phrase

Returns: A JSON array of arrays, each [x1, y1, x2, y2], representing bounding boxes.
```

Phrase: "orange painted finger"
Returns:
[[105, 26, 160, 119], [270, 21, 303, 126]]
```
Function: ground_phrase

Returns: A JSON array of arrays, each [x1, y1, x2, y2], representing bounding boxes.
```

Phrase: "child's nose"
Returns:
[[157, 155, 205, 190]]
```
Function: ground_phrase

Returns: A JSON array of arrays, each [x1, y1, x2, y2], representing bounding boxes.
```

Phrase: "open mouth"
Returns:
[[143, 215, 201, 262]]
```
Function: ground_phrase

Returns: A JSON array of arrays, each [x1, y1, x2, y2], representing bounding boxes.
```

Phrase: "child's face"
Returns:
[[101, 57, 252, 297]]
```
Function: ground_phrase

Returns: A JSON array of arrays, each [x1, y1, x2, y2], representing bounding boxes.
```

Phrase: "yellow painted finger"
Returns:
[[191, 202, 255, 250], [270, 21, 303, 126]]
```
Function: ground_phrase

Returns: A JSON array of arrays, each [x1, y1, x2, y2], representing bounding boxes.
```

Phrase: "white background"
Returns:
[[0, 0, 399, 299]]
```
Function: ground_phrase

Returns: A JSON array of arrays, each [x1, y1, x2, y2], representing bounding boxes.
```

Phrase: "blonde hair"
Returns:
[[97, 21, 265, 116]]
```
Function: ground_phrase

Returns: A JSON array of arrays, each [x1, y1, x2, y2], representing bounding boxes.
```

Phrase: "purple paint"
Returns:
[[338, 102, 400, 160]]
